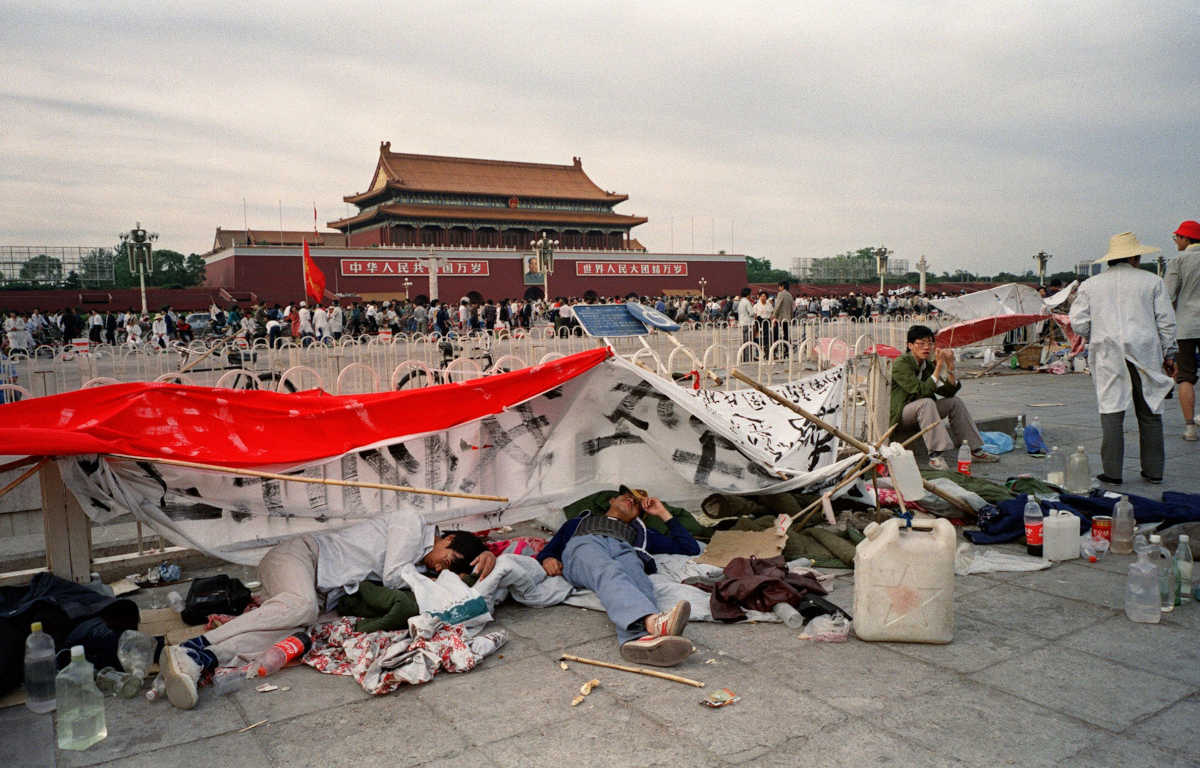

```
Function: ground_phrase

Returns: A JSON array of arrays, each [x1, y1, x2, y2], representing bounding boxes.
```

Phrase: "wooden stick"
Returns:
[[101, 453, 509, 503], [559, 654, 704, 688], [0, 458, 50, 502], [238, 719, 269, 733], [178, 331, 246, 375], [0, 456, 40, 475], [787, 418, 945, 531], [730, 368, 874, 455]]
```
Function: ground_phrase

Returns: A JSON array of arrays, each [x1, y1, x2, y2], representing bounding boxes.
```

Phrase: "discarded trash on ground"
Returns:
[[559, 661, 569, 670], [798, 612, 851, 642], [580, 679, 600, 695], [701, 688, 740, 708], [254, 683, 279, 693]]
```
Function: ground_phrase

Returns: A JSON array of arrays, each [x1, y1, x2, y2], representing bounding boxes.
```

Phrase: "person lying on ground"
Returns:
[[160, 512, 494, 710], [537, 486, 700, 668], [890, 324, 998, 471]]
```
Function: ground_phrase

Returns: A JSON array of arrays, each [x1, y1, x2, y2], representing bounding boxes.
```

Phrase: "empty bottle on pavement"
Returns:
[[1175, 535, 1193, 605], [1045, 446, 1065, 486], [56, 646, 107, 751], [1125, 549, 1162, 624], [1110, 496, 1135, 555], [24, 622, 57, 714], [256, 632, 312, 677], [1064, 446, 1091, 494], [1147, 535, 1176, 613]]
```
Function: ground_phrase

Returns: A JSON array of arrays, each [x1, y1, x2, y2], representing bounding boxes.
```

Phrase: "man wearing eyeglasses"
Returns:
[[536, 486, 699, 667], [890, 325, 997, 471]]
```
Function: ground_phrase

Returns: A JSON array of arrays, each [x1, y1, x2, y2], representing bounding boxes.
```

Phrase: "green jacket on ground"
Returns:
[[889, 351, 962, 427]]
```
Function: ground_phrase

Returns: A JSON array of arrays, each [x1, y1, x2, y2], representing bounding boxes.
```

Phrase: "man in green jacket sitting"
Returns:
[[890, 325, 998, 471]]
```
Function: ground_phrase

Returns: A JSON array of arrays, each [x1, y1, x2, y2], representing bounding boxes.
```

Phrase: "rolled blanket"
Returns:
[[702, 493, 770, 519], [808, 528, 858, 567]]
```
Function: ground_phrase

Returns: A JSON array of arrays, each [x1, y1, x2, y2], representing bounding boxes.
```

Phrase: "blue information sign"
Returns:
[[571, 305, 651, 338], [625, 302, 681, 333]]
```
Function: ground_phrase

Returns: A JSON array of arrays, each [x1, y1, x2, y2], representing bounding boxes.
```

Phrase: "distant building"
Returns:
[[202, 145, 746, 303], [1076, 260, 1102, 277], [790, 255, 910, 282]]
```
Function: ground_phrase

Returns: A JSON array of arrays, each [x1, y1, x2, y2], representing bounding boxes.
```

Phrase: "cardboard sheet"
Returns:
[[695, 529, 786, 569]]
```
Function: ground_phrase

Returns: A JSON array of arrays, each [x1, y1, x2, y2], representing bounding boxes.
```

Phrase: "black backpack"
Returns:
[[181, 575, 252, 626]]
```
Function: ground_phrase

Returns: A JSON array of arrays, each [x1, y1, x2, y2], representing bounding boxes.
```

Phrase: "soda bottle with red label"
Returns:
[[957, 441, 972, 476], [1024, 498, 1044, 558], [256, 632, 312, 677]]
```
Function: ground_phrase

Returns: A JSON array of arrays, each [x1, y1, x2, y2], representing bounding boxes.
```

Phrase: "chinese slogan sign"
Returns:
[[340, 259, 490, 277], [575, 261, 688, 277]]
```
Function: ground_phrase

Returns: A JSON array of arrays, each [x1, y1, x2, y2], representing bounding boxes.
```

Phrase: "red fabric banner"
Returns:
[[0, 348, 610, 467], [303, 240, 326, 304]]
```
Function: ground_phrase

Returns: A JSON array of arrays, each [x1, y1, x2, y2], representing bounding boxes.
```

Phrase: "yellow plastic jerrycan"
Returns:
[[853, 517, 956, 644]]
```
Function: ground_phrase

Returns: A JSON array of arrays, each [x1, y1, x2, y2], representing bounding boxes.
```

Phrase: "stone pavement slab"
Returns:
[[968, 643, 1197, 731]]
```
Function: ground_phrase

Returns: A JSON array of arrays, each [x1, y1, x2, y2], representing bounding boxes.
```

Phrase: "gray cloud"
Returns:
[[1, 0, 1197, 276]]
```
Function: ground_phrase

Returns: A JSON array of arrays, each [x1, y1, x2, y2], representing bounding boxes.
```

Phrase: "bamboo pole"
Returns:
[[101, 453, 509, 503], [0, 458, 50, 502], [559, 654, 704, 688], [178, 331, 246, 375], [0, 456, 41, 475], [787, 418, 943, 531]]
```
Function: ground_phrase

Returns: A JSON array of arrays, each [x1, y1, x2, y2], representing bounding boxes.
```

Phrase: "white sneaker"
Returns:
[[162, 645, 202, 710], [645, 600, 691, 637], [1185, 424, 1197, 442], [928, 456, 950, 471]]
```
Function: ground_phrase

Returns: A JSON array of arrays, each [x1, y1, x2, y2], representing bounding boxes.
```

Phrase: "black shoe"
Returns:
[[1140, 472, 1162, 485], [1096, 474, 1123, 485]]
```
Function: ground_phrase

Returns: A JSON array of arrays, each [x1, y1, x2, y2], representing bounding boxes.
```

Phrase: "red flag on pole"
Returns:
[[302, 240, 325, 304]]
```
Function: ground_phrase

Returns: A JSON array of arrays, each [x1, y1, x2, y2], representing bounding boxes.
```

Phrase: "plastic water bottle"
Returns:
[[772, 603, 805, 629], [1110, 496, 1135, 555], [1125, 550, 1161, 623], [1064, 446, 1091, 494], [24, 622, 57, 714], [116, 629, 156, 680], [55, 646, 107, 751], [1147, 535, 1176, 613], [145, 673, 166, 702], [1045, 446, 1065, 486], [1013, 414, 1024, 441], [212, 667, 248, 695], [1175, 535, 1193, 605], [956, 441, 972, 476], [167, 591, 185, 613], [255, 632, 312, 677], [1024, 499, 1044, 558]]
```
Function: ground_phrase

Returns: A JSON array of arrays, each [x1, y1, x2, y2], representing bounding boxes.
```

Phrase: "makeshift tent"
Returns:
[[0, 348, 858, 565], [931, 283, 1045, 321], [935, 313, 1049, 348]]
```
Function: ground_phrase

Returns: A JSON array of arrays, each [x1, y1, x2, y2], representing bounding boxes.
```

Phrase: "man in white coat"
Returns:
[[1070, 232, 1178, 484]]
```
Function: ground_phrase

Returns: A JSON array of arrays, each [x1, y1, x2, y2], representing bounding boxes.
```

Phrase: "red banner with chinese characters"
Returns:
[[575, 261, 689, 277], [339, 259, 490, 277]]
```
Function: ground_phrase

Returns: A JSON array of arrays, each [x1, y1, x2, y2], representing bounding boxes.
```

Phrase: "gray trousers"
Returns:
[[899, 396, 984, 454], [1100, 362, 1164, 480], [562, 534, 658, 645], [205, 535, 321, 666]]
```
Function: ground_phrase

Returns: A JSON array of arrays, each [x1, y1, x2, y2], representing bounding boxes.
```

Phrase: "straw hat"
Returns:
[[1094, 231, 1161, 264]]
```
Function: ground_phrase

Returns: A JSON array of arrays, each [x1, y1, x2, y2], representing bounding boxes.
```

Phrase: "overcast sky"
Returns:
[[2, 1, 1198, 275]]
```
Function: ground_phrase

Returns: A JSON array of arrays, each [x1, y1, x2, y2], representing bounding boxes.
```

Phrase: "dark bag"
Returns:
[[181, 575, 251, 626]]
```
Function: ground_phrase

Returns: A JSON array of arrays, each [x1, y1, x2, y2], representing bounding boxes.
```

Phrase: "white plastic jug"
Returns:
[[853, 518, 955, 644], [1042, 510, 1081, 562], [881, 443, 924, 501]]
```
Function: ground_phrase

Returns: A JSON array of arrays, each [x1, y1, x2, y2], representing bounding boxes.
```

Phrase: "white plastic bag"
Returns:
[[401, 566, 493, 634]]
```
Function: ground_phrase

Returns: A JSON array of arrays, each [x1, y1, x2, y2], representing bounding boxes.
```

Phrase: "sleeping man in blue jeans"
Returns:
[[536, 486, 700, 667]]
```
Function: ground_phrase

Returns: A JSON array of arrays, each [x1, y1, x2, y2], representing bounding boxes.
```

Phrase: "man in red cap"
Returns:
[[1166, 220, 1200, 441]]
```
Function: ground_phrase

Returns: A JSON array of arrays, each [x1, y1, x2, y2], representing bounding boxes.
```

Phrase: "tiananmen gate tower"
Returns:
[[203, 143, 747, 305]]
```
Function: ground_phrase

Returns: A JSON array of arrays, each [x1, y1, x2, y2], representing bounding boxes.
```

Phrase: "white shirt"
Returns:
[[754, 300, 773, 320], [313, 307, 328, 333], [1070, 262, 1177, 414], [299, 308, 314, 334], [737, 297, 754, 327], [312, 510, 434, 609], [329, 306, 344, 332], [559, 303, 573, 320]]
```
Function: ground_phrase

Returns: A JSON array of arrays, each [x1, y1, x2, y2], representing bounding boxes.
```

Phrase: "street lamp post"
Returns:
[[1033, 251, 1052, 286], [1156, 254, 1167, 277], [120, 223, 158, 314], [698, 278, 707, 300], [873, 246, 891, 297], [423, 247, 448, 302], [916, 255, 928, 295], [530, 232, 558, 302], [402, 278, 413, 300]]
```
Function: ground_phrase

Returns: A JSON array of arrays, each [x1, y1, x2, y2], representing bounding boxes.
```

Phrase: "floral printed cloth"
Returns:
[[304, 615, 507, 695]]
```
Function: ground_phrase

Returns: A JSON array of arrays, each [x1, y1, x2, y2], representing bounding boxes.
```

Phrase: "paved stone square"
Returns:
[[4, 371, 1198, 767]]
